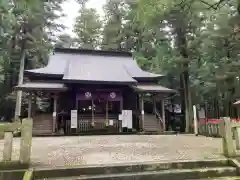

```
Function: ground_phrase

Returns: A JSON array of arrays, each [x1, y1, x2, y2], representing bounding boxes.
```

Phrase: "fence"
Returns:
[[198, 118, 240, 137], [220, 117, 240, 157], [198, 121, 222, 137], [0, 118, 33, 164], [65, 119, 121, 133]]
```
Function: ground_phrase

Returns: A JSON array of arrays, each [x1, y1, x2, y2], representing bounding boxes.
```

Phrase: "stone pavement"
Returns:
[[0, 135, 225, 168]]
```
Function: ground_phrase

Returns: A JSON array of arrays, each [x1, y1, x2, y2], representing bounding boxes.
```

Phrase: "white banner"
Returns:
[[109, 119, 114, 126], [71, 110, 78, 128], [118, 114, 122, 121], [122, 110, 128, 127], [126, 110, 132, 129], [122, 110, 132, 129]]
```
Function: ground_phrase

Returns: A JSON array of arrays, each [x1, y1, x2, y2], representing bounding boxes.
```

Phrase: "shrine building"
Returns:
[[15, 48, 175, 135]]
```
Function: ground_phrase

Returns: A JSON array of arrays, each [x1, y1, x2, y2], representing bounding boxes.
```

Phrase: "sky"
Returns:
[[60, 0, 106, 35]]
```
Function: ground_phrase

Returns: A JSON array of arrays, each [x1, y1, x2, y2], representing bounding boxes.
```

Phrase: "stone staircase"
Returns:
[[32, 114, 53, 135], [30, 159, 239, 180], [143, 113, 162, 133]]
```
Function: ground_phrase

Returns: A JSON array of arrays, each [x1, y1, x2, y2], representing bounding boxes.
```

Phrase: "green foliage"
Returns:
[[0, 0, 64, 119], [73, 7, 102, 49]]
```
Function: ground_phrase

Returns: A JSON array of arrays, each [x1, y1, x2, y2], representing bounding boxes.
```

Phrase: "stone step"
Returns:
[[33, 159, 231, 179], [37, 167, 237, 180], [193, 177, 240, 180]]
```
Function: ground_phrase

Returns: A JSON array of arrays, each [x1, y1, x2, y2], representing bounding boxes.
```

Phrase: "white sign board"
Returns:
[[198, 107, 205, 119], [118, 114, 122, 121], [109, 119, 114, 126], [52, 112, 56, 117], [122, 110, 132, 129], [126, 110, 132, 129], [122, 110, 128, 127], [71, 110, 78, 128]]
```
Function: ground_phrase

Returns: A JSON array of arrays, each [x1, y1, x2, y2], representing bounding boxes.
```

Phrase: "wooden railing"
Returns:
[[0, 118, 33, 164], [198, 122, 221, 137], [154, 107, 164, 131], [65, 114, 121, 133], [220, 117, 240, 157]]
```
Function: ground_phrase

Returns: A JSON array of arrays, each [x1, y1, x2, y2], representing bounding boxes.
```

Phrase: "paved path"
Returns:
[[0, 135, 225, 168]]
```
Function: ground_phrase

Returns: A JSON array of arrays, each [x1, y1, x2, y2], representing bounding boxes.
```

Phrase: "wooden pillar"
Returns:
[[141, 94, 144, 130], [120, 99, 123, 132], [106, 100, 108, 125], [161, 99, 166, 131], [32, 93, 37, 117], [153, 94, 156, 114], [92, 99, 94, 125], [53, 94, 58, 133], [27, 93, 32, 118]]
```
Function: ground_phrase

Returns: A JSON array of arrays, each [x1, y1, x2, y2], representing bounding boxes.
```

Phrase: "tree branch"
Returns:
[[198, 0, 226, 10]]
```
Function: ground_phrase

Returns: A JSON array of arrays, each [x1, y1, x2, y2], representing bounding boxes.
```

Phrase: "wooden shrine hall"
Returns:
[[14, 48, 175, 135]]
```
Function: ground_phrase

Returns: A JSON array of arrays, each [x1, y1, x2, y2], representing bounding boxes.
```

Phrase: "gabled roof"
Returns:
[[25, 48, 163, 84]]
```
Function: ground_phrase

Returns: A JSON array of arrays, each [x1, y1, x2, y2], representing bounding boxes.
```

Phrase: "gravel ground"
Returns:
[[0, 135, 225, 168]]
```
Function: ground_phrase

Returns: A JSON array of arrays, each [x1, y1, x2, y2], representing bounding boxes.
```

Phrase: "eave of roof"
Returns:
[[14, 82, 68, 91], [132, 84, 176, 93]]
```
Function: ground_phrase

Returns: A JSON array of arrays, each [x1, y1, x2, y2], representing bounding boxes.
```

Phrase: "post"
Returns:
[[3, 131, 13, 161], [193, 105, 198, 136], [234, 127, 240, 150], [220, 117, 235, 157], [140, 94, 144, 130], [161, 99, 166, 131], [53, 94, 57, 133], [27, 93, 32, 118], [19, 118, 33, 164]]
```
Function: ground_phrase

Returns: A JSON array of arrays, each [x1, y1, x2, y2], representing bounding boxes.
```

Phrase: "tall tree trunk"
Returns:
[[175, 24, 193, 133], [14, 48, 26, 120]]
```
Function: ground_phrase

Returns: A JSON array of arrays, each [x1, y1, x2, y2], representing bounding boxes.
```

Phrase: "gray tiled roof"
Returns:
[[25, 49, 163, 83], [63, 54, 137, 84], [14, 82, 68, 91], [132, 84, 176, 93]]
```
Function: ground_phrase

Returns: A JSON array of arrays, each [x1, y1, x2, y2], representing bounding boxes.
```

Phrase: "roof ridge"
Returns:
[[54, 48, 132, 57]]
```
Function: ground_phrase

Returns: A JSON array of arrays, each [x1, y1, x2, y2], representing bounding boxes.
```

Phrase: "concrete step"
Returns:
[[38, 167, 237, 180]]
